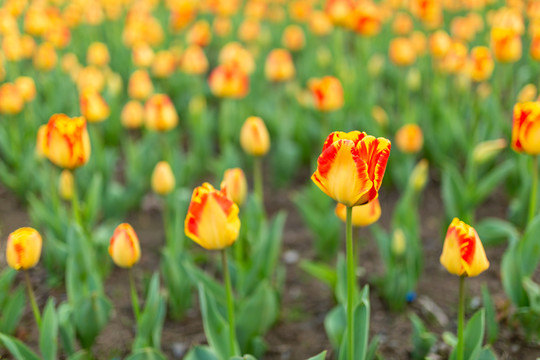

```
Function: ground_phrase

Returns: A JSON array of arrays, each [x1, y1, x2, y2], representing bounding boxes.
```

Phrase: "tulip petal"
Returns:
[[357, 135, 391, 191], [322, 130, 366, 152]]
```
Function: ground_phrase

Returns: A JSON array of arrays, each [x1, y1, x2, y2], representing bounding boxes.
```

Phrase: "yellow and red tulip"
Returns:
[[43, 114, 91, 169], [151, 161, 176, 195], [208, 64, 250, 99], [221, 168, 248, 206], [6, 227, 43, 271], [79, 88, 110, 123], [144, 94, 179, 131], [187, 20, 212, 47], [86, 42, 110, 67], [282, 24, 305, 52], [512, 101, 540, 155], [128, 69, 154, 100], [109, 223, 141, 268], [309, 11, 333, 36], [180, 45, 209, 75], [265, 49, 295, 82], [121, 100, 145, 129], [14, 76, 36, 103], [335, 198, 381, 227], [468, 46, 494, 82], [308, 76, 344, 112], [151, 50, 176, 78], [240, 116, 271, 157], [218, 42, 255, 75], [395, 124, 423, 154], [389, 37, 416, 67], [0, 83, 24, 115]]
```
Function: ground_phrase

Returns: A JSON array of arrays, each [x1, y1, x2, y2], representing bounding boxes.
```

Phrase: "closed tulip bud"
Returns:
[[282, 25, 305, 51], [151, 161, 175, 195], [335, 198, 381, 227], [43, 114, 91, 169], [240, 116, 271, 157], [59, 169, 74, 200], [429, 30, 452, 58], [221, 168, 248, 206], [406, 68, 421, 91], [80, 88, 110, 123], [389, 37, 416, 67], [391, 228, 406, 256], [473, 139, 507, 164], [6, 227, 42, 270], [128, 69, 154, 100], [308, 76, 344, 112], [61, 53, 80, 75], [14, 77, 36, 103], [24, 7, 50, 36], [180, 45, 209, 75], [187, 20, 212, 47], [368, 54, 385, 77], [109, 223, 141, 268], [189, 95, 207, 116], [169, 1, 197, 32], [213, 16, 232, 37], [151, 50, 176, 78], [265, 49, 295, 82], [491, 27, 522, 63], [87, 42, 110, 67], [33, 42, 57, 71], [512, 102, 540, 154], [440, 218, 489, 277], [208, 64, 250, 99], [410, 31, 427, 56], [392, 13, 413, 35], [309, 11, 333, 36], [409, 159, 429, 191], [184, 183, 241, 250], [219, 42, 255, 75], [371, 106, 388, 128], [349, 2, 381, 36], [468, 46, 494, 82], [312, 131, 391, 207], [132, 42, 155, 68], [325, 0, 355, 27], [144, 94, 179, 131], [121, 100, 144, 129], [238, 19, 260, 43], [35, 125, 47, 159], [0, 83, 24, 115], [395, 124, 423, 154], [517, 84, 537, 103]]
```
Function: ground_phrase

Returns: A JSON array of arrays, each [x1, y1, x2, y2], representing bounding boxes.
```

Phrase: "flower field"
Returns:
[[2, 0, 540, 359]]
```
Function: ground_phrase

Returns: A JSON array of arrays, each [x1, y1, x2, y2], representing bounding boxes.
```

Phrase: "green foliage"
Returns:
[[0, 269, 26, 335], [409, 314, 436, 360], [450, 309, 485, 360]]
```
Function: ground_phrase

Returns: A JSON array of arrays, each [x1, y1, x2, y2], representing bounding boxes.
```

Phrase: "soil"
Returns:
[[1, 174, 540, 360]]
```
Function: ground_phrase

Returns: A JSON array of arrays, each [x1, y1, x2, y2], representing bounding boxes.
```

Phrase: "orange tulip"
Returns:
[[121, 100, 145, 129], [14, 77, 36, 103], [439, 41, 468, 75], [221, 168, 248, 206], [531, 34, 540, 61], [151, 50, 176, 78], [20, 35, 36, 59], [325, 0, 354, 27], [86, 42, 110, 67], [491, 27, 522, 63], [309, 11, 333, 36], [392, 12, 413, 35], [282, 25, 305, 51], [389, 37, 416, 66], [440, 218, 489, 277], [2, 34, 23, 61], [308, 76, 344, 112], [33, 42, 57, 71], [184, 182, 241, 250], [289, 0, 312, 22], [468, 46, 494, 82], [219, 42, 255, 75], [208, 64, 249, 99], [180, 45, 209, 75], [238, 19, 260, 42], [335, 198, 381, 227], [411, 0, 442, 28], [76, 66, 105, 92], [312, 131, 391, 207], [213, 16, 232, 37], [132, 42, 155, 68], [151, 161, 176, 195], [6, 227, 42, 270], [169, 0, 197, 32], [349, 2, 381, 36], [512, 101, 540, 155], [80, 89, 110, 123], [265, 49, 295, 82], [43, 114, 91, 169], [59, 169, 75, 201], [144, 94, 179, 131], [240, 116, 271, 157], [128, 69, 154, 100], [395, 124, 423, 154], [187, 20, 212, 47], [429, 30, 452, 58], [0, 83, 24, 115], [109, 223, 141, 268]]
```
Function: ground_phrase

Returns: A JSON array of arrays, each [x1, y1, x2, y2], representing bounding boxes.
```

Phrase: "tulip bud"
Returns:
[[79, 88, 110, 123], [188, 95, 207, 116], [128, 69, 154, 100], [151, 50, 176, 78], [0, 83, 24, 115], [213, 16, 232, 37], [367, 54, 385, 77], [395, 124, 423, 154], [391, 228, 406, 256], [151, 161, 175, 195], [473, 139, 507, 164], [406, 68, 421, 91], [282, 24, 305, 51], [14, 76, 36, 103], [219, 42, 255, 75], [144, 94, 179, 131], [512, 102, 540, 155], [43, 114, 91, 169], [87, 42, 110, 67], [180, 45, 209, 75], [308, 76, 344, 112], [33, 42, 57, 71], [187, 20, 212, 47], [517, 84, 538, 103], [221, 168, 248, 206], [371, 106, 389, 128], [58, 169, 75, 200], [109, 223, 141, 268], [121, 100, 144, 129], [6, 227, 42, 270], [208, 64, 250, 99], [240, 116, 271, 157], [265, 48, 295, 82], [335, 199, 381, 227], [132, 42, 155, 68], [309, 11, 333, 36], [409, 159, 429, 192]]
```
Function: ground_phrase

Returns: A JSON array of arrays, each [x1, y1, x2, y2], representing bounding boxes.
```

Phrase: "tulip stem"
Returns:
[[254, 157, 264, 205], [457, 275, 466, 360], [221, 249, 237, 356], [346, 206, 355, 360], [24, 271, 41, 328], [529, 156, 538, 224], [129, 268, 141, 323], [71, 172, 81, 227]]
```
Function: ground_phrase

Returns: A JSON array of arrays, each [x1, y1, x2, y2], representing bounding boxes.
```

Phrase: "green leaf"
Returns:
[[324, 305, 345, 351], [229, 356, 257, 360], [299, 260, 337, 290], [410, 314, 436, 360], [338, 297, 370, 360], [73, 293, 112, 349], [67, 350, 92, 360], [450, 309, 485, 360], [58, 303, 77, 356], [0, 286, 25, 335], [441, 164, 465, 220], [307, 351, 327, 360], [477, 346, 497, 360], [474, 160, 515, 205], [0, 333, 41, 360], [475, 218, 519, 247], [522, 277, 540, 314], [133, 273, 167, 351], [184, 346, 220, 360], [481, 285, 499, 344], [125, 348, 167, 360], [40, 298, 59, 360], [366, 335, 380, 360], [82, 173, 103, 227]]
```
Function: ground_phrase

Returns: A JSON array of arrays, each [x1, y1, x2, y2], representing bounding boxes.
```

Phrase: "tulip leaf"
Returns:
[[133, 273, 167, 351], [161, 249, 193, 319], [410, 314, 436, 360], [475, 218, 519, 247], [82, 173, 103, 228], [39, 298, 59, 360], [474, 159, 515, 205], [73, 293, 112, 349], [477, 347, 497, 360], [0, 285, 25, 335], [441, 164, 465, 221], [481, 285, 499, 344], [522, 277, 540, 314], [324, 305, 345, 350], [299, 260, 337, 290], [57, 302, 77, 356], [307, 351, 327, 360], [184, 346, 219, 360], [0, 333, 41, 360], [338, 297, 370, 360], [67, 350, 92, 360], [450, 309, 485, 360], [229, 356, 257, 360], [518, 214, 540, 275], [125, 348, 167, 360]]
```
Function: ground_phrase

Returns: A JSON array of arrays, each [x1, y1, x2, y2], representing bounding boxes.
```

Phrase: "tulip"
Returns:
[[325, 0, 354, 27], [151, 50, 176, 78], [6, 227, 42, 271], [33, 42, 57, 71], [411, 0, 442, 28], [43, 114, 91, 169], [184, 182, 240, 250], [128, 69, 154, 100], [392, 13, 413, 35], [282, 25, 305, 51], [491, 27, 522, 63], [531, 34, 540, 61], [265, 49, 295, 82], [391, 229, 406, 256], [86, 42, 110, 67], [59, 169, 75, 201], [221, 168, 248, 206], [395, 124, 423, 154], [473, 139, 507, 164], [169, 0, 197, 32], [218, 42, 255, 75], [240, 116, 270, 157], [213, 16, 232, 37], [79, 88, 110, 123], [389, 37, 416, 67], [517, 84, 538, 103], [371, 106, 388, 128], [121, 100, 144, 129], [208, 64, 249, 99], [429, 30, 452, 59], [238, 19, 260, 43], [132, 42, 155, 68], [308, 76, 344, 112], [14, 76, 36, 103], [61, 53, 80, 75], [335, 198, 381, 227], [439, 41, 468, 75], [187, 20, 212, 47], [144, 94, 179, 131], [409, 159, 429, 191], [349, 2, 381, 36], [0, 83, 24, 115], [410, 31, 427, 56], [77, 66, 105, 93], [35, 125, 48, 159], [109, 223, 141, 268], [468, 46, 494, 82], [151, 161, 176, 195], [512, 102, 540, 155], [180, 45, 209, 75], [309, 11, 333, 36]]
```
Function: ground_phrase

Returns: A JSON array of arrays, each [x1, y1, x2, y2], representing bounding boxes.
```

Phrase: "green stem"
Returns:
[[457, 275, 466, 360], [529, 156, 538, 224], [71, 171, 81, 227], [24, 271, 41, 328], [222, 249, 237, 357], [129, 268, 141, 323], [346, 206, 355, 360], [254, 157, 263, 205]]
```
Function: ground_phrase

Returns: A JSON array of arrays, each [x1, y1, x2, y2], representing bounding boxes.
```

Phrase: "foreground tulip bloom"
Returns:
[[335, 199, 381, 227], [308, 76, 344, 112], [144, 94, 179, 131], [185, 183, 240, 250], [311, 131, 391, 207], [6, 227, 42, 271], [151, 161, 176, 195], [44, 114, 91, 169], [440, 218, 489, 277], [109, 223, 141, 268], [221, 168, 248, 206], [208, 64, 249, 99]]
